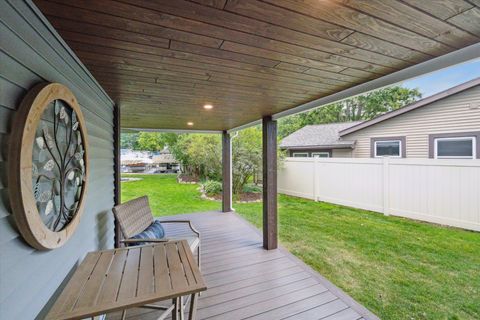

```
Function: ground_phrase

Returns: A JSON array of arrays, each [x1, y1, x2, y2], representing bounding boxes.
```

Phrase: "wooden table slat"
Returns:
[[153, 244, 172, 295], [177, 242, 196, 286], [48, 252, 102, 317], [97, 250, 128, 304], [116, 248, 140, 301], [165, 242, 189, 291], [74, 251, 115, 309], [137, 246, 155, 296], [181, 240, 204, 286]]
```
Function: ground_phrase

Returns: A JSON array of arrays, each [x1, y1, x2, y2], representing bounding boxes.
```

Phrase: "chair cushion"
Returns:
[[129, 220, 165, 246]]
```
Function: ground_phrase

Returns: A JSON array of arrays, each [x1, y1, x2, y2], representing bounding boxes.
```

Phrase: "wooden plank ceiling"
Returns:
[[34, 0, 480, 131]]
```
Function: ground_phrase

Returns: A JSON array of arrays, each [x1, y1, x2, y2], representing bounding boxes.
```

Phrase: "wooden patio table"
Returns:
[[46, 240, 206, 320]]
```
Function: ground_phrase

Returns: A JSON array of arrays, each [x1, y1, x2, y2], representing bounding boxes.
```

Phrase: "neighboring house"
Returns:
[[152, 148, 180, 173], [340, 78, 480, 159], [121, 149, 154, 159], [120, 148, 180, 173], [120, 149, 153, 173], [280, 122, 362, 157]]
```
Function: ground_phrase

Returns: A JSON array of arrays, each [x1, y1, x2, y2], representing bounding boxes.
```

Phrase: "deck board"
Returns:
[[107, 211, 377, 320]]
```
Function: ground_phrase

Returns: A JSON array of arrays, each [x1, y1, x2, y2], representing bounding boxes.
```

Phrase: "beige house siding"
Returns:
[[342, 85, 480, 158], [332, 149, 353, 158]]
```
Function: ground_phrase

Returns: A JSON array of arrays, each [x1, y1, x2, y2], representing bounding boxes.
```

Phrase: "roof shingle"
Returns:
[[280, 122, 361, 149]]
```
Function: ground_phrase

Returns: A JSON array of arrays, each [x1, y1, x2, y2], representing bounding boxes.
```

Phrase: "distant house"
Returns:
[[340, 78, 480, 159], [121, 148, 180, 173], [152, 148, 180, 173], [280, 122, 362, 158], [282, 78, 480, 159], [120, 149, 153, 173]]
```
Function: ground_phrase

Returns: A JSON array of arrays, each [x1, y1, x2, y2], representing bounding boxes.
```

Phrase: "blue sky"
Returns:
[[402, 58, 480, 98]]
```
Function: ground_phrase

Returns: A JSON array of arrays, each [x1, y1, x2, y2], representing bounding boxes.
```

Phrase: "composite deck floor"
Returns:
[[107, 211, 377, 320]]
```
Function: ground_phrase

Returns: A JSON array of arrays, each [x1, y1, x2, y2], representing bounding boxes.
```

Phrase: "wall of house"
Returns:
[[342, 85, 480, 158], [0, 1, 115, 319], [332, 149, 353, 158]]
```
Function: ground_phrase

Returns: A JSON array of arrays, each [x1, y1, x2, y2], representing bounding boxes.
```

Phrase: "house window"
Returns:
[[374, 140, 402, 158], [312, 152, 330, 158], [434, 137, 476, 159], [292, 152, 308, 157]]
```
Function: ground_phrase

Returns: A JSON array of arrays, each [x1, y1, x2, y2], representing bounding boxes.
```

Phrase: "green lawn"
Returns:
[[122, 174, 480, 320], [121, 174, 220, 214]]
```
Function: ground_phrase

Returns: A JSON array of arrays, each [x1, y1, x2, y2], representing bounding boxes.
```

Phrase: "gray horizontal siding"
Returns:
[[0, 1, 115, 319]]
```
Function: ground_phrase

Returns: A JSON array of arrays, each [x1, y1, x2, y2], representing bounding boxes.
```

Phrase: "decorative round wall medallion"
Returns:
[[8, 83, 89, 250]]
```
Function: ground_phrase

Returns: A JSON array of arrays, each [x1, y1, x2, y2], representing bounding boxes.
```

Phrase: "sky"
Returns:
[[402, 58, 480, 98]]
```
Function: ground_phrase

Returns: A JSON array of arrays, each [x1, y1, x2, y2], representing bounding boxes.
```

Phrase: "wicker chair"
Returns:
[[112, 196, 200, 268]]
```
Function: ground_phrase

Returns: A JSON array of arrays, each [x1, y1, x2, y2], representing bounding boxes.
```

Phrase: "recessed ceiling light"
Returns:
[[187, 122, 194, 126], [204, 104, 213, 110]]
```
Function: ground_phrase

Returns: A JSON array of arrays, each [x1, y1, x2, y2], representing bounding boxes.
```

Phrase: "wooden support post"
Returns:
[[113, 105, 121, 248], [262, 116, 277, 250], [222, 131, 232, 212]]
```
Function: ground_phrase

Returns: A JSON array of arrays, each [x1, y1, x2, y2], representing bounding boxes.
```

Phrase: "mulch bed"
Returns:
[[208, 194, 222, 201], [236, 192, 262, 202], [177, 174, 199, 184], [204, 192, 262, 203]]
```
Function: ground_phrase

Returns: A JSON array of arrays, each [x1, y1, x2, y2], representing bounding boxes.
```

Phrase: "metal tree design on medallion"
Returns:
[[33, 100, 86, 231]]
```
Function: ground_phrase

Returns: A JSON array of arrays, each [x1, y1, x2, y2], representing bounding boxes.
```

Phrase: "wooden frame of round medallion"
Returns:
[[8, 83, 89, 250]]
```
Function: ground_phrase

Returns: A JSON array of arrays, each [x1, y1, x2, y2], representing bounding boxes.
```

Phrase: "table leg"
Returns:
[[179, 296, 185, 320], [172, 298, 179, 320], [188, 293, 199, 320]]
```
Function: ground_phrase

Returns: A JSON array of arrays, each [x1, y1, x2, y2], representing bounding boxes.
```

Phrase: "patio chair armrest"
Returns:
[[159, 220, 200, 237], [120, 238, 170, 244]]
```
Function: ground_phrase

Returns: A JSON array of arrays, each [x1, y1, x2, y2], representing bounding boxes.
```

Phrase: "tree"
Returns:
[[278, 86, 421, 138], [121, 132, 179, 151], [169, 134, 222, 181], [232, 127, 262, 193], [136, 132, 168, 151], [167, 128, 264, 193], [120, 132, 139, 149]]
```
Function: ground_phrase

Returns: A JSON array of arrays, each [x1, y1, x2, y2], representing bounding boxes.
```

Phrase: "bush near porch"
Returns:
[[121, 174, 480, 320]]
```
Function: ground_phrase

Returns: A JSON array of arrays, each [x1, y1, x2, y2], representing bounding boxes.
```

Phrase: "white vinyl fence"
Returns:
[[278, 157, 480, 231]]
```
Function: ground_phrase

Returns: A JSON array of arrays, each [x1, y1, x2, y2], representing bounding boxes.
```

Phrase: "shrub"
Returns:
[[204, 180, 222, 196], [242, 183, 262, 193]]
